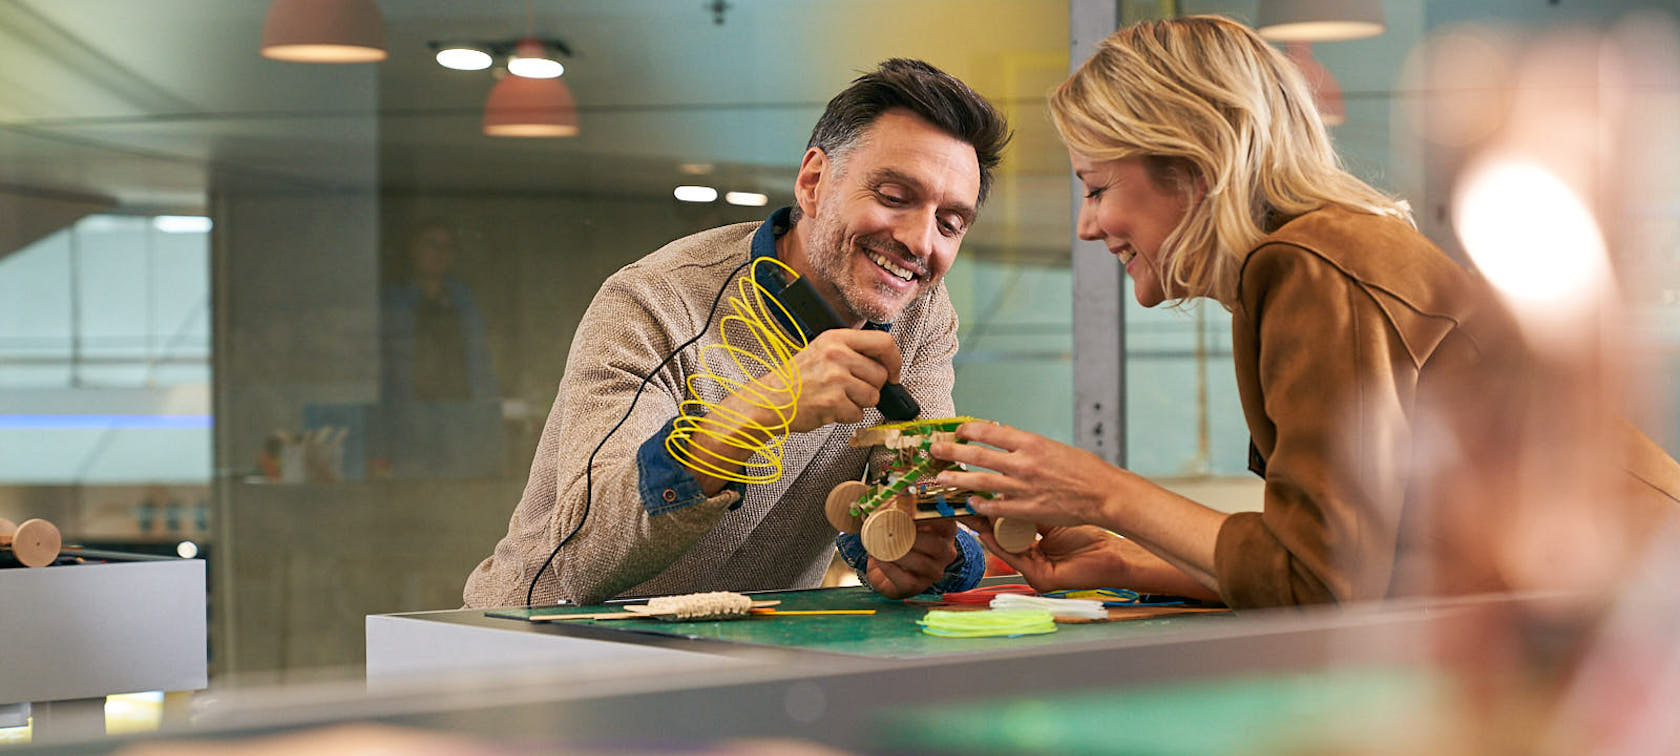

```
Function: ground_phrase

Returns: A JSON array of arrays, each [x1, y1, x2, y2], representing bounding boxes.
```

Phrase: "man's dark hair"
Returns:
[[806, 58, 1011, 206]]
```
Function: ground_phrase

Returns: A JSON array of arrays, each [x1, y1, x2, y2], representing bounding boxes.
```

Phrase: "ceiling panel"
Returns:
[[0, 0, 1073, 261]]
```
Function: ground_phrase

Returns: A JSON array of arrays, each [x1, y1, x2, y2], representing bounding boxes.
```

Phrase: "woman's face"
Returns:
[[1070, 151, 1194, 308]]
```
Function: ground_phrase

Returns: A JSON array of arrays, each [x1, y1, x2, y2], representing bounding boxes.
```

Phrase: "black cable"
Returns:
[[525, 258, 753, 608]]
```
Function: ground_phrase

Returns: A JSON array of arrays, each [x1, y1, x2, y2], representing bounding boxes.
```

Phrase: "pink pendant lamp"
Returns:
[[483, 75, 579, 137], [261, 0, 386, 63], [483, 38, 579, 137]]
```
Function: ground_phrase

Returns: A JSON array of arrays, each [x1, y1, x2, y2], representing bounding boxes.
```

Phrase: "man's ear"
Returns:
[[794, 147, 828, 219]]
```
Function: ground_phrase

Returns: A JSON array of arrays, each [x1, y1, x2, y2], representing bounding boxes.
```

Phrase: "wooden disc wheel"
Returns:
[[991, 517, 1037, 554], [0, 517, 62, 568], [824, 481, 869, 534], [859, 508, 916, 562]]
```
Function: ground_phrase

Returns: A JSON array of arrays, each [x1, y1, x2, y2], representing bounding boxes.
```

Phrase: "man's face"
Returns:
[[798, 109, 981, 323], [411, 227, 455, 279]]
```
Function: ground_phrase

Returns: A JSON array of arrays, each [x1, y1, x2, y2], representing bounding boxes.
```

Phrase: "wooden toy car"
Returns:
[[825, 417, 1037, 562]]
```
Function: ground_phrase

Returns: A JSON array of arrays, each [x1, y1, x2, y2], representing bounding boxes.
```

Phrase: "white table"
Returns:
[[0, 558, 207, 742]]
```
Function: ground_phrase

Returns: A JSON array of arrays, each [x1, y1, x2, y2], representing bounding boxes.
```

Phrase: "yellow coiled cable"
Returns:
[[664, 256, 809, 484]]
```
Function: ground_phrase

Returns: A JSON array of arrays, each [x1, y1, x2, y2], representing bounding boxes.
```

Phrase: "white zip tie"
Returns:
[[989, 593, 1108, 619]]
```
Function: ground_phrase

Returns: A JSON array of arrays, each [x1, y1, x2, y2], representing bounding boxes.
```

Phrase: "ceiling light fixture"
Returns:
[[436, 0, 581, 138], [432, 43, 493, 71], [507, 38, 564, 78], [261, 0, 387, 63], [1256, 0, 1384, 42], [153, 216, 214, 234], [483, 72, 579, 138], [724, 192, 769, 207], [674, 186, 719, 203]]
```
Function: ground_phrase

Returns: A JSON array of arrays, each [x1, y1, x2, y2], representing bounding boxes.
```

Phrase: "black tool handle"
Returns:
[[776, 275, 920, 421]]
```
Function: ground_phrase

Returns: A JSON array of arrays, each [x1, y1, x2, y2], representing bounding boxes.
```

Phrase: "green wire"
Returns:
[[918, 609, 1058, 638]]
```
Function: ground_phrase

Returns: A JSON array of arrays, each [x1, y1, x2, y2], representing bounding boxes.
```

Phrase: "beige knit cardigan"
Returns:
[[463, 220, 958, 607]]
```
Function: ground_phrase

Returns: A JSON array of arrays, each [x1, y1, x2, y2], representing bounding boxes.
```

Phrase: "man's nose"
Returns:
[[891, 207, 939, 262]]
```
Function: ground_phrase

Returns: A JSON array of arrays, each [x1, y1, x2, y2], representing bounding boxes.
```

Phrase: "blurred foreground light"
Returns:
[[434, 46, 491, 71], [153, 216, 213, 234], [1453, 157, 1607, 311], [725, 191, 769, 207], [674, 185, 719, 203], [176, 540, 199, 559]]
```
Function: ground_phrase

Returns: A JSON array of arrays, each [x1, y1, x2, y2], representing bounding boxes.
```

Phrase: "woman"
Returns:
[[932, 15, 1680, 608]]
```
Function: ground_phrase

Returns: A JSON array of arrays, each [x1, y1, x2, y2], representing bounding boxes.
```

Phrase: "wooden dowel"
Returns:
[[0, 518, 63, 568]]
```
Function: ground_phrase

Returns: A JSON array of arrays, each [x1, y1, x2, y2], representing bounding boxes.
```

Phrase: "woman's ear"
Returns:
[[793, 147, 828, 219], [1176, 160, 1208, 207]]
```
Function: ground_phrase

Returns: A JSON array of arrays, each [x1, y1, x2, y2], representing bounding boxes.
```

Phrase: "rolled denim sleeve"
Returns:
[[835, 528, 985, 595], [637, 416, 745, 515]]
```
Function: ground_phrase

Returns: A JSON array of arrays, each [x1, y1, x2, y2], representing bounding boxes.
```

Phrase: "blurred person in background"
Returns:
[[381, 221, 498, 403]]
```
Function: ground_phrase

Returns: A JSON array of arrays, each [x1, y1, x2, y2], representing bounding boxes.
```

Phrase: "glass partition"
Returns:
[[0, 0, 1075, 686]]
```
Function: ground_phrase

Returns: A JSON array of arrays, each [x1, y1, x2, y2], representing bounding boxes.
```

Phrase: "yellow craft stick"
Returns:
[[749, 609, 876, 616]]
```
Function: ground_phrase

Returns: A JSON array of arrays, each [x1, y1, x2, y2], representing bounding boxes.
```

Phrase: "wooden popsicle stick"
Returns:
[[531, 599, 780, 622], [749, 609, 875, 616], [531, 611, 647, 622]]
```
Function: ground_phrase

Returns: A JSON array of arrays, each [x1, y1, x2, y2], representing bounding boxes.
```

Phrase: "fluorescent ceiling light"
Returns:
[[435, 46, 492, 70], [674, 186, 719, 203], [153, 216, 213, 234], [725, 192, 769, 207], [509, 55, 563, 79]]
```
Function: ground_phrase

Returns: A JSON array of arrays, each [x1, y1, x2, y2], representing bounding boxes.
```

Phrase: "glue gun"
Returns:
[[774, 273, 921, 421]]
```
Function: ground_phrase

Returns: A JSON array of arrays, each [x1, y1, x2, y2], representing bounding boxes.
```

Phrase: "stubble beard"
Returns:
[[803, 209, 923, 325]]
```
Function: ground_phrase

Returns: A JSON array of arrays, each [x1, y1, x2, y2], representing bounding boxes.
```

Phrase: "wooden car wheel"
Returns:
[[860, 508, 916, 562], [824, 480, 869, 534], [991, 517, 1037, 554], [6, 518, 61, 568]]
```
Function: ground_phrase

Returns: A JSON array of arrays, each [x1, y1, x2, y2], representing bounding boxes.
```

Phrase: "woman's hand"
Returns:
[[930, 421, 1129, 530], [966, 518, 1223, 601], [964, 521, 1139, 592]]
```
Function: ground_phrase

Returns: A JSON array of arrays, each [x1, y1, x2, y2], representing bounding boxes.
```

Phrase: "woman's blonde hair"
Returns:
[[1050, 15, 1410, 307]]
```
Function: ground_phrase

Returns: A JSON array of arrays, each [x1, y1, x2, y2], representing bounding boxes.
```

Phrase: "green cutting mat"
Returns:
[[876, 664, 1447, 755], [486, 583, 1232, 659]]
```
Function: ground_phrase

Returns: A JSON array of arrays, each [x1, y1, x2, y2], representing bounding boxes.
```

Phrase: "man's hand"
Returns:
[[780, 328, 902, 434], [692, 328, 903, 496], [865, 519, 959, 599]]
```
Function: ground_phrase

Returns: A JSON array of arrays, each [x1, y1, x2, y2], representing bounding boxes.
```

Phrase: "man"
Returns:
[[464, 59, 1010, 607]]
